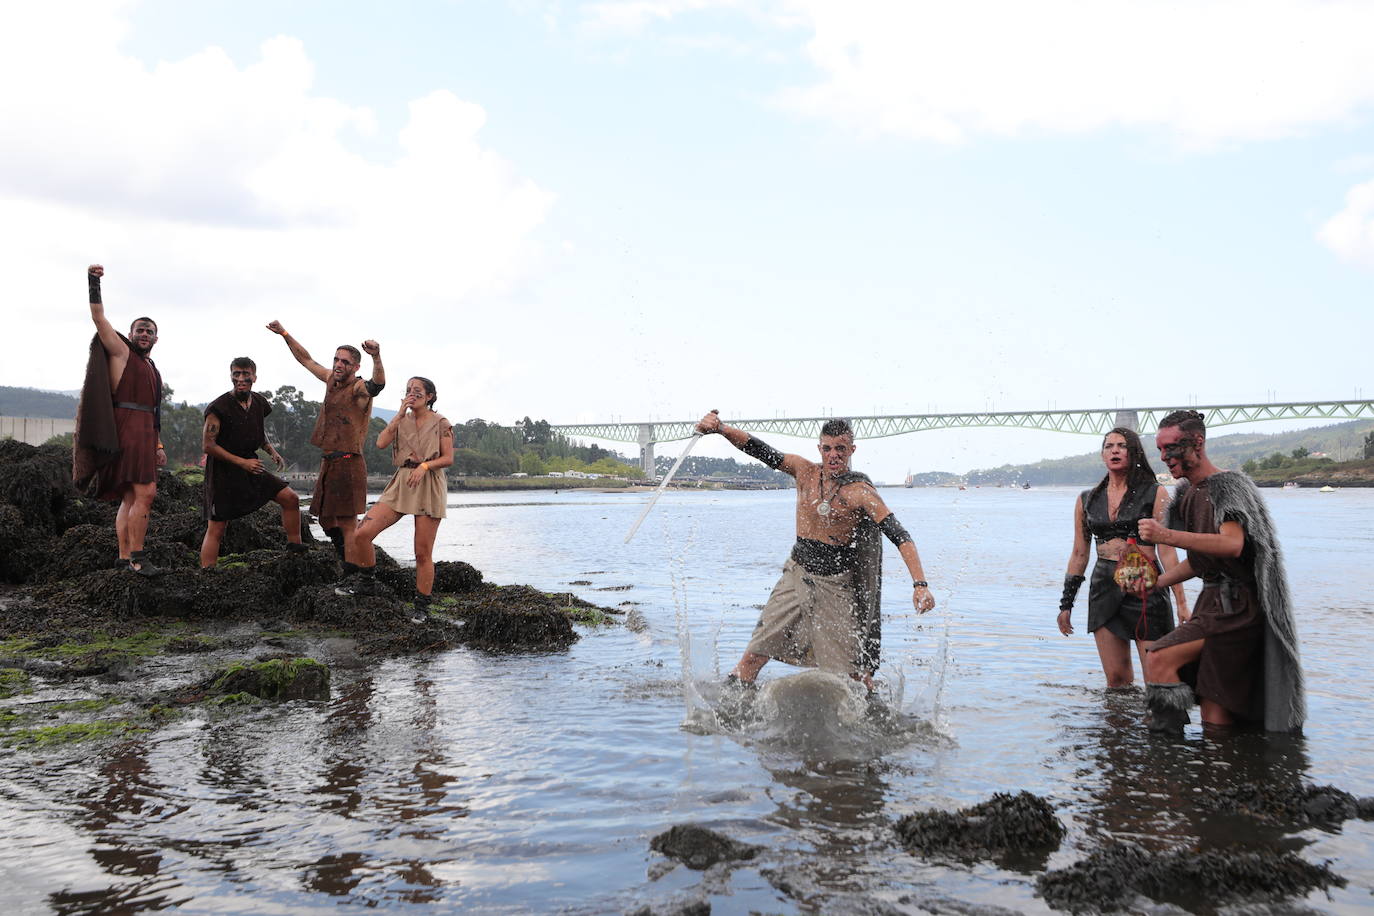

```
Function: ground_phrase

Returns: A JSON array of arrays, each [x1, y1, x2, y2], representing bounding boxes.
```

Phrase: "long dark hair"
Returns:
[[1085, 426, 1159, 506]]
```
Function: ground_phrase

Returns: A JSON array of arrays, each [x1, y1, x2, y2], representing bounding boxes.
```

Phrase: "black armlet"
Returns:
[[363, 380, 384, 397], [879, 514, 912, 547], [740, 435, 785, 470]]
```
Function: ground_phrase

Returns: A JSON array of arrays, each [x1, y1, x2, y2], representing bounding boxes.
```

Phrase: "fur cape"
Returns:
[[834, 470, 883, 674], [1170, 471, 1306, 732], [72, 334, 121, 493], [72, 333, 163, 495]]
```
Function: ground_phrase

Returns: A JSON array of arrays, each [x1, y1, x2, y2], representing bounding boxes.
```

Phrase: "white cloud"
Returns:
[[584, 0, 1374, 145], [781, 0, 1374, 145], [0, 1, 554, 403], [1319, 177, 1374, 267]]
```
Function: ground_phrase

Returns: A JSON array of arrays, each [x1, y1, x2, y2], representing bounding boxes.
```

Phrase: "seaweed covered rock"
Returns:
[[34, 524, 119, 582], [650, 824, 761, 870], [434, 560, 483, 593], [0, 503, 54, 584], [24, 552, 325, 627], [290, 583, 407, 626], [215, 548, 339, 601], [373, 558, 482, 596], [452, 585, 581, 650], [205, 656, 330, 701], [150, 466, 201, 516], [1036, 844, 1345, 912], [0, 440, 77, 533], [461, 606, 577, 650], [0, 441, 313, 585], [895, 791, 1064, 865], [1199, 782, 1374, 828]]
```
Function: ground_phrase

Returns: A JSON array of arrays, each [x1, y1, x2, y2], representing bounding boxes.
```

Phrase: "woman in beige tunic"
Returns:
[[337, 377, 453, 609]]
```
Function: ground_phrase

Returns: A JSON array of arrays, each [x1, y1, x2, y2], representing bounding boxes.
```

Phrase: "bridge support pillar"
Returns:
[[1114, 409, 1139, 432], [637, 424, 655, 477]]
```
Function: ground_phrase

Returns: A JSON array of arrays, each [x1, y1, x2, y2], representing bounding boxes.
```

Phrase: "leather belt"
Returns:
[[114, 401, 156, 412], [322, 451, 359, 460], [1201, 575, 1242, 616]]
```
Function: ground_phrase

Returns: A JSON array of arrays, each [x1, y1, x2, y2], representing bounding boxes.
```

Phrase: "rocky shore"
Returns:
[[0, 440, 619, 747]]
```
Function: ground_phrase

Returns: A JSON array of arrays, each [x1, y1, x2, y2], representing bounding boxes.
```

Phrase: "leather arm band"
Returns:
[[879, 513, 912, 547], [1059, 574, 1086, 611], [739, 435, 785, 470]]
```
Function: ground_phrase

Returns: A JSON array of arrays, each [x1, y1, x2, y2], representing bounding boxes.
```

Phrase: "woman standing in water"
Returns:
[[337, 377, 453, 615], [1057, 428, 1189, 687]]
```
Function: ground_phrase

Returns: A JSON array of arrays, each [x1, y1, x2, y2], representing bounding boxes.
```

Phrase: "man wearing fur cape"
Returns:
[[73, 265, 166, 577], [1139, 409, 1305, 733], [694, 412, 936, 693]]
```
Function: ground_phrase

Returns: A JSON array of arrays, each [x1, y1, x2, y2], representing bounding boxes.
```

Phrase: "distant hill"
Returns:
[[0, 386, 79, 419], [959, 418, 1374, 487]]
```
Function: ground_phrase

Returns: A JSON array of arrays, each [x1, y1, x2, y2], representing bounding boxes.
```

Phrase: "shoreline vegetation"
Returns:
[[915, 419, 1374, 488], [5, 385, 1372, 488]]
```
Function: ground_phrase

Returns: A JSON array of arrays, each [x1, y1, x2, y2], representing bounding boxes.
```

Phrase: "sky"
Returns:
[[3, 0, 1373, 482]]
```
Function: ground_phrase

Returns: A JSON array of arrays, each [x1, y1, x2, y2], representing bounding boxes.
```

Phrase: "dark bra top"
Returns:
[[1081, 482, 1159, 545]]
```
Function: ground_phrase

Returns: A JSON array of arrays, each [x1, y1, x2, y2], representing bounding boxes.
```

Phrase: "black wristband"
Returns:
[[913, 580, 928, 588], [1059, 574, 1085, 611], [88, 271, 102, 305]]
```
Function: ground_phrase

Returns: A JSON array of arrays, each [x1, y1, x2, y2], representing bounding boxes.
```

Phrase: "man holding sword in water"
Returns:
[[695, 411, 936, 692]]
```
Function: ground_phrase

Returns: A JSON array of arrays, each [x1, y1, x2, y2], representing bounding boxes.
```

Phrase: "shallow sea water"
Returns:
[[2, 485, 1373, 913]]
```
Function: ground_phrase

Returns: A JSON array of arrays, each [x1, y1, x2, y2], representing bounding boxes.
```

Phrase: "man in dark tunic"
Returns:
[[694, 412, 936, 693], [74, 264, 165, 576], [200, 357, 308, 568], [1140, 409, 1305, 733], [266, 320, 384, 571]]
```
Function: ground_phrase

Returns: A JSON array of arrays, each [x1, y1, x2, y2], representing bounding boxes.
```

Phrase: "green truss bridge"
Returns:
[[549, 399, 1374, 474]]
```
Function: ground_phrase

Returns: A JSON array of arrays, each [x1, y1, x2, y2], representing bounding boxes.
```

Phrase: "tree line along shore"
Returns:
[[5, 385, 1370, 489], [1, 385, 789, 490]]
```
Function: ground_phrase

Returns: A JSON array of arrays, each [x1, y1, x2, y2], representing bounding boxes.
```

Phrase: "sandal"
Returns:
[[128, 550, 164, 578]]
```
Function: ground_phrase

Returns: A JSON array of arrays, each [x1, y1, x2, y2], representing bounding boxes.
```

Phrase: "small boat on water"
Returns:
[[1319, 485, 1337, 492], [1282, 481, 1299, 489]]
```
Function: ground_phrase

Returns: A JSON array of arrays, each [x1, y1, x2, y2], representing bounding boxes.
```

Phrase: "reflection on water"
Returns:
[[1, 487, 1372, 912]]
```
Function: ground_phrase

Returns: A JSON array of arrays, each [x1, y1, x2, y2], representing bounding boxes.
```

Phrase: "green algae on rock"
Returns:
[[3, 719, 148, 748], [0, 667, 31, 699], [206, 657, 330, 701]]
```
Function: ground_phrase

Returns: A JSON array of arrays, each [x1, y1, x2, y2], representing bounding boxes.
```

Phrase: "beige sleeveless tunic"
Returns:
[[377, 412, 452, 518]]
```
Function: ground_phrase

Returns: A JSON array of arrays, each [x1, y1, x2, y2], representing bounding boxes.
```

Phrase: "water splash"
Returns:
[[685, 670, 944, 761], [666, 516, 707, 716]]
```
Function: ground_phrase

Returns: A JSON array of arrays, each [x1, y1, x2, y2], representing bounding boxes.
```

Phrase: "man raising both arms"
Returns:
[[74, 264, 166, 576], [266, 321, 384, 574], [695, 412, 936, 693]]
